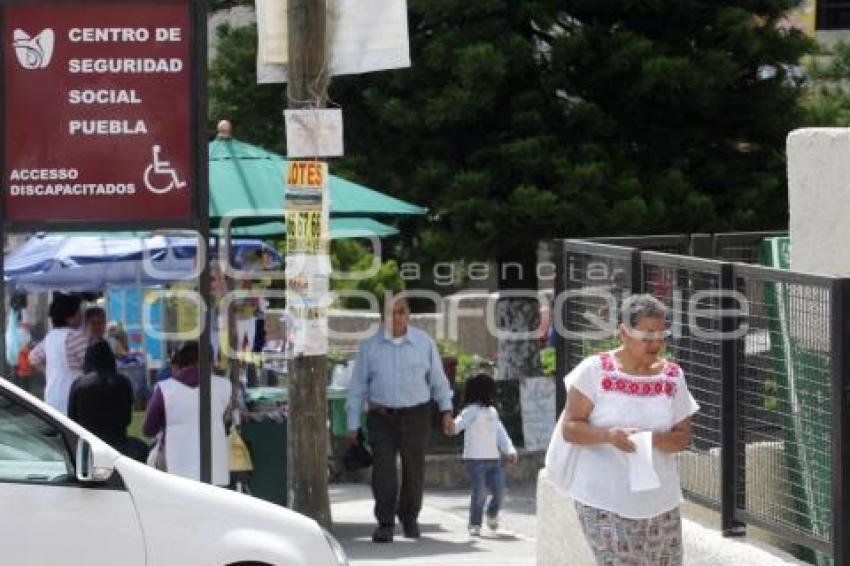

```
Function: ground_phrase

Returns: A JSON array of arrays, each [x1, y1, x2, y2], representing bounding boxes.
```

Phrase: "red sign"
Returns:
[[3, 1, 195, 223]]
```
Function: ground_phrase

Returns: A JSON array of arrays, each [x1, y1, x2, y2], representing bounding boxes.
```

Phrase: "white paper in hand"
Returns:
[[626, 431, 661, 492]]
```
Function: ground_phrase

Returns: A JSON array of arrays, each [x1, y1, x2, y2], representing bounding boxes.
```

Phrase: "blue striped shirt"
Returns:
[[346, 326, 453, 431]]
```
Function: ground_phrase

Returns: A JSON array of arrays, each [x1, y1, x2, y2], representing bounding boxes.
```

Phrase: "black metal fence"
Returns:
[[553, 233, 850, 564], [589, 230, 787, 263]]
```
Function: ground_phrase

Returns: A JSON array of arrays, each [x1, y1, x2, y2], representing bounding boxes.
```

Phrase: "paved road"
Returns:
[[329, 481, 537, 566]]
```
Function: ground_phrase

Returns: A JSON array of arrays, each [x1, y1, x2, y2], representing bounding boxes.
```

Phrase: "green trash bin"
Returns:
[[328, 387, 369, 441], [240, 419, 288, 507], [329, 398, 348, 437], [328, 386, 351, 437]]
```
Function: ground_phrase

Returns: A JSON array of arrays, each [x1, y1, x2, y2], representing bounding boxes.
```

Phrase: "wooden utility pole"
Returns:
[[286, 0, 331, 527]]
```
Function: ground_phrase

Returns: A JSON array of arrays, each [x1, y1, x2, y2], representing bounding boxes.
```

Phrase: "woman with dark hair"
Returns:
[[29, 292, 88, 415], [557, 294, 699, 565], [68, 341, 133, 451], [450, 373, 518, 536], [142, 342, 232, 486]]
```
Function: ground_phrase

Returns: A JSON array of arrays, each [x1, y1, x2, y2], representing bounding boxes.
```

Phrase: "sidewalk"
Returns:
[[329, 482, 537, 566], [330, 478, 808, 566]]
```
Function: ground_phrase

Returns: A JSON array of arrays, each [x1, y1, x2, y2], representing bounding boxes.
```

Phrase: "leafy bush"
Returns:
[[436, 339, 462, 359], [437, 339, 497, 384], [330, 240, 405, 309], [458, 353, 497, 384], [539, 346, 556, 377]]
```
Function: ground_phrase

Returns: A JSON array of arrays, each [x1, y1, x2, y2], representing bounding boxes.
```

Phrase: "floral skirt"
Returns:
[[574, 502, 683, 566]]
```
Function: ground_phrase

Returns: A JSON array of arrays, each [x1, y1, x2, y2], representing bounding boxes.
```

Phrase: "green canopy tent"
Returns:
[[51, 220, 399, 241], [212, 217, 399, 239], [209, 136, 427, 231]]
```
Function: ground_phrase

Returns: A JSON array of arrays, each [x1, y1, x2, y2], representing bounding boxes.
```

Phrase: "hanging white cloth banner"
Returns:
[[256, 0, 411, 84], [255, 0, 289, 64]]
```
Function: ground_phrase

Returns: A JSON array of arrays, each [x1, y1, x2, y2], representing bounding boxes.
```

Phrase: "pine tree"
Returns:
[[337, 0, 572, 378], [538, 0, 814, 231], [333, 1, 569, 265], [209, 1, 814, 381], [211, 2, 814, 240], [801, 40, 850, 127]]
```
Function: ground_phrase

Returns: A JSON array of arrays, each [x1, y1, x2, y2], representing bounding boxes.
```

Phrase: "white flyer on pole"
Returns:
[[289, 310, 329, 356], [284, 109, 344, 158], [286, 274, 331, 305], [285, 254, 332, 277], [287, 298, 329, 356]]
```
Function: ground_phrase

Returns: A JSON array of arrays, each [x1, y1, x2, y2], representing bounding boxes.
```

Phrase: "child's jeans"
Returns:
[[465, 459, 506, 526]]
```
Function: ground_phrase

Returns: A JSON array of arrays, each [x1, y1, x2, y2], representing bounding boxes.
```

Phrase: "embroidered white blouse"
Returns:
[[566, 351, 699, 519]]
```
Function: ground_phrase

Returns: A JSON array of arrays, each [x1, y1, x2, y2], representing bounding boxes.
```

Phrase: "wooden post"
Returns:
[[288, 0, 329, 108], [286, 0, 331, 527]]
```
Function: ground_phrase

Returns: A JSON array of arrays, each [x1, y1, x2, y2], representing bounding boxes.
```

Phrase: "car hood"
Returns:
[[0, 380, 335, 566], [116, 457, 334, 566]]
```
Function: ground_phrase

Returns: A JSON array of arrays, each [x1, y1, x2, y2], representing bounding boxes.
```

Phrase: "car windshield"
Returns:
[[0, 392, 73, 482]]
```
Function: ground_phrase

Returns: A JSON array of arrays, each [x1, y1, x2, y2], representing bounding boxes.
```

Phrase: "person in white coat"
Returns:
[[29, 292, 88, 415], [143, 342, 232, 486]]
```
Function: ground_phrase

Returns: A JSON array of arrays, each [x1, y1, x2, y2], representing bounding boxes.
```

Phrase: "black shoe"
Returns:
[[402, 521, 421, 539], [372, 525, 394, 543]]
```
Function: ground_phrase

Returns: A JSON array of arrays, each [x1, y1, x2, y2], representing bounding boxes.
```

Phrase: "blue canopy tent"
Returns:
[[4, 233, 282, 292]]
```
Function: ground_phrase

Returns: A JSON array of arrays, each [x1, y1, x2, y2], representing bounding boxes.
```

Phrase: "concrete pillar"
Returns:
[[788, 128, 850, 275]]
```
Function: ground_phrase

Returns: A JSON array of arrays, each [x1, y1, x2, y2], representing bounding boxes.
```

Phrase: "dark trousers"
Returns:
[[11, 369, 30, 393], [366, 403, 432, 527]]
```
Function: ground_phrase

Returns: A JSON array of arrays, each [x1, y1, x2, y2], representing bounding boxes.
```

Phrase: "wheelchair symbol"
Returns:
[[144, 145, 187, 194]]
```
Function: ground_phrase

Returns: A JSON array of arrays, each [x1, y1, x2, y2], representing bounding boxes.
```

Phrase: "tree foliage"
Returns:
[[331, 0, 568, 276], [537, 0, 814, 232], [330, 240, 405, 309], [331, 0, 813, 270], [800, 40, 850, 127], [208, 23, 286, 154], [209, 1, 814, 275]]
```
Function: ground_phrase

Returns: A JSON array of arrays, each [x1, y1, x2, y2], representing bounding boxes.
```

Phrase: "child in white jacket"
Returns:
[[451, 373, 518, 536]]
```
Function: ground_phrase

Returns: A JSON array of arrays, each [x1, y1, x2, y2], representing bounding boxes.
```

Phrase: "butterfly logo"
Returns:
[[12, 28, 55, 69]]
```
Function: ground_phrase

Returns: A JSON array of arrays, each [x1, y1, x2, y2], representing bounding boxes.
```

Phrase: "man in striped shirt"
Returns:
[[29, 293, 88, 415]]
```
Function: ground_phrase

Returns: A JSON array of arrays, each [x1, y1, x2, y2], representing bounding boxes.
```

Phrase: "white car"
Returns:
[[0, 379, 348, 566]]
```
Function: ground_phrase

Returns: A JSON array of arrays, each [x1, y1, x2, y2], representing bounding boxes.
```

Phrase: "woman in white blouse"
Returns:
[[562, 294, 699, 566]]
